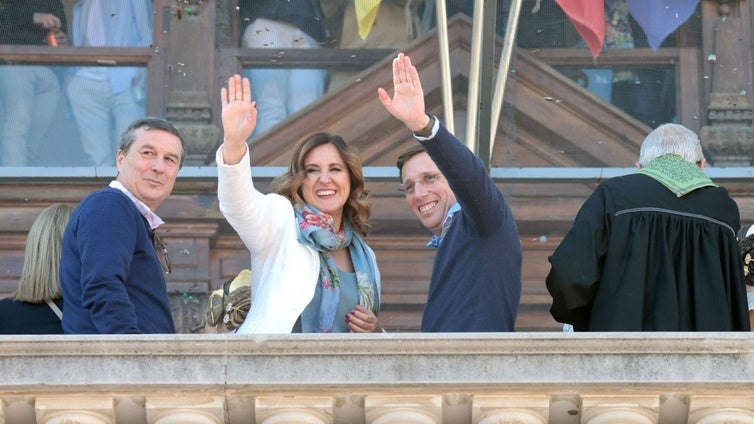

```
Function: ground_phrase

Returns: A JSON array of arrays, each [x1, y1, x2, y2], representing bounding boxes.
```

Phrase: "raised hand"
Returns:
[[52, 30, 69, 46], [32, 12, 61, 30], [220, 74, 257, 165], [377, 53, 428, 132]]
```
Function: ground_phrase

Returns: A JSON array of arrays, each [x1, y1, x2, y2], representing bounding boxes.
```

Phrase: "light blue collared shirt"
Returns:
[[426, 202, 461, 248]]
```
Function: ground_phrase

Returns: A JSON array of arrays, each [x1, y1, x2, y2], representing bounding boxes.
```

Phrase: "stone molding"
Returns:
[[1, 333, 754, 423]]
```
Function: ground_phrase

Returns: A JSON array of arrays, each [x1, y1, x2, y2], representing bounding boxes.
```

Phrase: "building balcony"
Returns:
[[1, 333, 753, 423]]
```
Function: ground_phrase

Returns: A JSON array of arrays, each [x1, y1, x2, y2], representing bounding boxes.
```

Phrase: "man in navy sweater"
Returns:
[[378, 53, 522, 332], [60, 117, 184, 334]]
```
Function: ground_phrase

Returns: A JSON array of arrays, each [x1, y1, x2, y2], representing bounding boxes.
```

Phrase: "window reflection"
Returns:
[[0, 0, 151, 168], [556, 65, 677, 128], [0, 64, 148, 167], [0, 0, 69, 167], [0, 0, 705, 167], [66, 0, 152, 167], [238, 0, 330, 139]]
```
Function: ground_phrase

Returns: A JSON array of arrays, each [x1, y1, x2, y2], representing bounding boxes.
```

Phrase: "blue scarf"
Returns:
[[294, 204, 379, 333]]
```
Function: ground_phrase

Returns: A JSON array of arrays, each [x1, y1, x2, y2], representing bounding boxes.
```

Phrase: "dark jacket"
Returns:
[[547, 173, 750, 331], [0, 298, 64, 334], [420, 124, 522, 332], [0, 0, 67, 45], [60, 188, 175, 334]]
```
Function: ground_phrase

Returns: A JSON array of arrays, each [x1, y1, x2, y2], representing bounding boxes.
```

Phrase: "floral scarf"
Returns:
[[294, 204, 379, 333]]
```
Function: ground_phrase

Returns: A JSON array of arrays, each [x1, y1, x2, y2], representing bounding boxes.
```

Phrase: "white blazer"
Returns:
[[216, 147, 319, 333]]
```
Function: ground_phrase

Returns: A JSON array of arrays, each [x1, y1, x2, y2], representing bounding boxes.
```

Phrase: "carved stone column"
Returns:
[[162, 0, 220, 165], [699, 0, 754, 165]]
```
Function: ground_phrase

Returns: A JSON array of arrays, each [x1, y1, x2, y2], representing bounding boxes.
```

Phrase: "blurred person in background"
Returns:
[[66, 0, 152, 166], [325, 0, 425, 93], [0, 204, 73, 334], [0, 0, 69, 166], [239, 0, 331, 139]]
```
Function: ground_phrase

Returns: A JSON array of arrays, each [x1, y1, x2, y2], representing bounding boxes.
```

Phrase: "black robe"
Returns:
[[546, 173, 750, 331]]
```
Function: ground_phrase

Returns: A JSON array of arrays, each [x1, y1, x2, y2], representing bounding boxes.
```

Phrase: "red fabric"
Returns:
[[555, 0, 606, 58]]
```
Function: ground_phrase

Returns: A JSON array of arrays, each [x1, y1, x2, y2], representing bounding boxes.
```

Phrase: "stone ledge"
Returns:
[[0, 333, 753, 388], [1, 333, 753, 423]]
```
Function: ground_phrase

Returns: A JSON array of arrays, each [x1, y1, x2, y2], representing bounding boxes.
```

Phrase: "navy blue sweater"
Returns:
[[60, 188, 175, 334], [420, 125, 522, 332]]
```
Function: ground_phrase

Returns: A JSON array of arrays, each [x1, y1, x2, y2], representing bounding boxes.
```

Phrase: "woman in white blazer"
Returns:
[[217, 74, 382, 334]]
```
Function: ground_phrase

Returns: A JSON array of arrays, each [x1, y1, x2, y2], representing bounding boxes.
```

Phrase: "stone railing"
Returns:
[[1, 333, 753, 423]]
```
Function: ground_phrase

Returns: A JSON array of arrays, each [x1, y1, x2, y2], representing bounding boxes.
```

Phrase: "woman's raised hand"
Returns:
[[220, 74, 257, 165]]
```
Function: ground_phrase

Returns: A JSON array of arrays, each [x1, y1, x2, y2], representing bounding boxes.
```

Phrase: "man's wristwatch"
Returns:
[[413, 114, 435, 138]]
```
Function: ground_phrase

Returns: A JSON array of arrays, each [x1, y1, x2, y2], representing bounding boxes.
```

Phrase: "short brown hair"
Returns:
[[119, 117, 186, 168], [396, 144, 427, 179]]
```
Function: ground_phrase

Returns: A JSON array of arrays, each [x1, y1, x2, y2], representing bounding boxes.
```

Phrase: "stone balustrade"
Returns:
[[1, 333, 753, 423]]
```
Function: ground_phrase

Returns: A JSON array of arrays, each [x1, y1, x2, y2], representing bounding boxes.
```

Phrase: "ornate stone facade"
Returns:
[[1, 334, 754, 423]]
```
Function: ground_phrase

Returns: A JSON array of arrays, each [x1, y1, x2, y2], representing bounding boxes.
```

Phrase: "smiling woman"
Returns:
[[216, 75, 383, 335], [272, 133, 368, 238]]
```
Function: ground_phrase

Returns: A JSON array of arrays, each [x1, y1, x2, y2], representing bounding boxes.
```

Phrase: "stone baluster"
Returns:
[[472, 394, 549, 424], [688, 395, 754, 424], [145, 396, 225, 424], [255, 396, 333, 424], [580, 395, 659, 424], [365, 395, 442, 424], [35, 397, 115, 424]]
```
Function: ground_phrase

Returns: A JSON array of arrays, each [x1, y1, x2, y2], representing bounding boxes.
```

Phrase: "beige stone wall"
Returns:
[[1, 333, 754, 423]]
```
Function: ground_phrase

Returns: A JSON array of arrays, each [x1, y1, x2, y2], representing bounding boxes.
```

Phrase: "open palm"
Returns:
[[221, 74, 257, 143], [377, 53, 427, 130]]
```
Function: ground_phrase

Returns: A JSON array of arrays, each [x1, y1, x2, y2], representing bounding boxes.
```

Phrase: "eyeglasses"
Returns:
[[398, 173, 441, 196], [152, 232, 172, 275]]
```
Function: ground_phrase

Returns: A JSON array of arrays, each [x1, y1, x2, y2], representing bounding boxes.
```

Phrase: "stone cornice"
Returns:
[[1, 333, 753, 386], [2, 334, 754, 422]]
